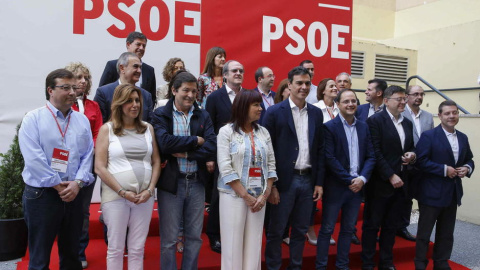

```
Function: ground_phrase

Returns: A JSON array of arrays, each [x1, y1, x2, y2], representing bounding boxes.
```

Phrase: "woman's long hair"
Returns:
[[230, 90, 263, 133], [201, 47, 226, 78], [110, 84, 147, 136]]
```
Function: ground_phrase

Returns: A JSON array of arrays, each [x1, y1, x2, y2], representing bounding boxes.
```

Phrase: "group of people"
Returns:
[[18, 30, 474, 270]]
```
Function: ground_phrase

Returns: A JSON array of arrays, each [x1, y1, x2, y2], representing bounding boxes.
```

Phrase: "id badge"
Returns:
[[248, 167, 262, 188], [51, 148, 69, 173]]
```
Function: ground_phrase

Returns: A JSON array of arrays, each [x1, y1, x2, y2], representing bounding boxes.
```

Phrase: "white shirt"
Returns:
[[305, 84, 318, 104], [443, 128, 459, 164], [406, 104, 422, 138], [386, 109, 406, 150], [312, 100, 339, 123], [225, 84, 239, 103], [288, 97, 311, 169], [368, 103, 384, 118]]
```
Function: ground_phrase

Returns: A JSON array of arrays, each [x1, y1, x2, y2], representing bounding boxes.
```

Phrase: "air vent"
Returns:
[[351, 51, 365, 78], [374, 54, 409, 84]]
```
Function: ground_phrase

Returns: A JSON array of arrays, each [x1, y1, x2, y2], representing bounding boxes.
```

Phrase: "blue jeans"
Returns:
[[316, 189, 362, 269], [266, 173, 313, 270], [78, 180, 96, 261], [158, 174, 205, 270], [23, 185, 83, 270]]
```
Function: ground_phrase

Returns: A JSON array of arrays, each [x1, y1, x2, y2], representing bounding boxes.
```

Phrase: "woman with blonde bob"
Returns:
[[217, 90, 277, 270], [95, 84, 161, 270]]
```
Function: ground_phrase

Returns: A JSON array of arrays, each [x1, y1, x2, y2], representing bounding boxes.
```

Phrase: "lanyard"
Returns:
[[326, 106, 335, 120], [250, 132, 256, 165], [46, 104, 71, 144], [261, 94, 272, 108]]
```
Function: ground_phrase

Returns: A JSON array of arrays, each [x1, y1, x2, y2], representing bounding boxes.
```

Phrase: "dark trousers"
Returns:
[[399, 172, 419, 229], [78, 180, 96, 261], [266, 173, 313, 270], [361, 188, 405, 268], [23, 185, 83, 270], [206, 169, 221, 241], [414, 200, 457, 270]]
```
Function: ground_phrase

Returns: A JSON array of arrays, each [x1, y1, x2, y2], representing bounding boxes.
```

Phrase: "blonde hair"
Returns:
[[64, 62, 92, 95], [110, 84, 147, 136]]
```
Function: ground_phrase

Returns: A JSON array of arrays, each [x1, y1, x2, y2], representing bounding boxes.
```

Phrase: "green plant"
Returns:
[[0, 124, 25, 219]]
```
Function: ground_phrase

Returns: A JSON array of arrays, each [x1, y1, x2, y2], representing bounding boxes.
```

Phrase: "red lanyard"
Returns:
[[250, 132, 256, 164], [326, 107, 335, 120], [46, 104, 71, 141], [261, 94, 272, 108]]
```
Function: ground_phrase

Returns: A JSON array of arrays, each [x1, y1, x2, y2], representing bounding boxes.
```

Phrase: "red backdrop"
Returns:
[[200, 0, 352, 89]]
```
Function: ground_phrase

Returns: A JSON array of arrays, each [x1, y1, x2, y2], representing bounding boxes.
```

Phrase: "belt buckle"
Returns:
[[185, 172, 196, 180]]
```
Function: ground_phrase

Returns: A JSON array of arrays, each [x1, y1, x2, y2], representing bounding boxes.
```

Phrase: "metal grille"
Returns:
[[351, 51, 365, 78], [374, 54, 409, 84]]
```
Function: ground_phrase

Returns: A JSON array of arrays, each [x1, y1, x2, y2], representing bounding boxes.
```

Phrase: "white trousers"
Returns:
[[102, 197, 154, 270], [219, 192, 266, 270]]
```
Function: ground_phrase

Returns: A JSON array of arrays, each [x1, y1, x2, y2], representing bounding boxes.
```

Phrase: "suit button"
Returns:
[[293, 161, 296, 164], [295, 147, 298, 150]]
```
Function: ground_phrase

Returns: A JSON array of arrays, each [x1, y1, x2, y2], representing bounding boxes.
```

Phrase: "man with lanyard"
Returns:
[[19, 69, 94, 270], [253, 66, 276, 124]]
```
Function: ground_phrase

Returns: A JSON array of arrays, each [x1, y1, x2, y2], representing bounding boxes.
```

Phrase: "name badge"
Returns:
[[248, 167, 262, 188], [51, 148, 69, 173]]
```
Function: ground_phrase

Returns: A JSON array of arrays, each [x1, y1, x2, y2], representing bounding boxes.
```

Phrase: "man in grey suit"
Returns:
[[397, 85, 434, 241]]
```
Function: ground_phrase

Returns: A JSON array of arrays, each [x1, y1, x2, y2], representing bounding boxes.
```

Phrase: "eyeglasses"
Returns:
[[229, 69, 244, 74], [408, 93, 425, 97], [387, 97, 408, 102], [54, 85, 78, 91], [265, 74, 275, 79]]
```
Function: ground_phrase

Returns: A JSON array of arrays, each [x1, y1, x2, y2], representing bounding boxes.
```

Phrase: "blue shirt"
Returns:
[[172, 104, 198, 173], [19, 102, 94, 187], [339, 114, 367, 183]]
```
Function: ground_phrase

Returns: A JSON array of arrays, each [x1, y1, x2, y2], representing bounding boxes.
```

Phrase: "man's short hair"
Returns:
[[255, 67, 267, 83], [383, 85, 406, 99], [222, 60, 240, 76], [406, 85, 423, 94], [438, 100, 458, 114], [299, 60, 313, 67], [288, 66, 311, 83], [45, 69, 74, 100], [116, 52, 138, 75], [368, 78, 388, 97], [336, 72, 352, 82], [126, 32, 147, 44], [335, 89, 357, 103]]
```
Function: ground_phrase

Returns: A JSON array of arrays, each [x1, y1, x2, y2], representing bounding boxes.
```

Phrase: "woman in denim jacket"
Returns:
[[217, 90, 277, 270]]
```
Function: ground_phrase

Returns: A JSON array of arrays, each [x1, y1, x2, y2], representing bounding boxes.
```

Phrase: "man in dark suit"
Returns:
[[397, 85, 435, 241], [414, 100, 474, 270], [361, 85, 416, 270], [99, 32, 157, 104], [316, 89, 376, 270], [263, 66, 324, 270], [94, 52, 153, 123], [204, 60, 245, 253], [253, 66, 276, 124], [356, 78, 387, 122]]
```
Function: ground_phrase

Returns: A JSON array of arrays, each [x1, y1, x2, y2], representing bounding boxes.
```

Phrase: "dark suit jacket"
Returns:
[[152, 98, 217, 194], [355, 104, 370, 122], [93, 81, 153, 123], [323, 116, 376, 198], [253, 87, 276, 125], [263, 99, 325, 192], [99, 60, 157, 104], [416, 125, 474, 207], [366, 109, 415, 198], [205, 86, 232, 135]]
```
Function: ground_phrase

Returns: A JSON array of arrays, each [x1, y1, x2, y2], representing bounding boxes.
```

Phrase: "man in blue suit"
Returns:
[[264, 66, 324, 270], [414, 100, 474, 270], [99, 32, 157, 104], [253, 66, 275, 124], [356, 79, 387, 122], [316, 89, 376, 270], [94, 52, 153, 123], [361, 85, 416, 270]]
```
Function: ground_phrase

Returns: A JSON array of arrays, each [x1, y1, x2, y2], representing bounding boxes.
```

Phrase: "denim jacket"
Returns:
[[217, 123, 277, 197]]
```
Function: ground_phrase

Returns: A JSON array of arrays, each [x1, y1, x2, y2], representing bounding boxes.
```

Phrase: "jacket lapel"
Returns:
[[436, 126, 456, 165], [381, 110, 403, 152], [334, 117, 350, 161], [219, 87, 232, 115], [281, 100, 297, 136], [307, 104, 316, 150]]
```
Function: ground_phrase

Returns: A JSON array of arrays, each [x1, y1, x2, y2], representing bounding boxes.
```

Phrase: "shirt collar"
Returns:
[[46, 101, 72, 118], [442, 127, 457, 136], [406, 104, 422, 118], [226, 84, 241, 95], [369, 103, 384, 111], [172, 102, 193, 115], [386, 108, 404, 123], [288, 97, 307, 111], [317, 100, 338, 110], [339, 113, 357, 127], [257, 87, 272, 97]]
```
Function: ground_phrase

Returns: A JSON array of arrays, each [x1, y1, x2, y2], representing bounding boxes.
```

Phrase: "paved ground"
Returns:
[[2, 219, 480, 270]]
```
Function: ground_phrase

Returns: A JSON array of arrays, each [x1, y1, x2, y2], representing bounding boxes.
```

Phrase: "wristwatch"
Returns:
[[75, 180, 85, 189]]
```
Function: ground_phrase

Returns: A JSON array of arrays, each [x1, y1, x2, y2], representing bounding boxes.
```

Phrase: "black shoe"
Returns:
[[351, 233, 361, 245], [396, 228, 416, 241], [379, 267, 397, 270], [209, 239, 221, 253]]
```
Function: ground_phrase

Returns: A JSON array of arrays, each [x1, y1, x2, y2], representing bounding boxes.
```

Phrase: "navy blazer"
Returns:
[[152, 98, 217, 194], [366, 109, 415, 198], [263, 99, 325, 192], [205, 86, 233, 135], [253, 87, 276, 125], [355, 103, 370, 122], [323, 117, 376, 198], [93, 81, 153, 123], [99, 59, 157, 104], [416, 125, 474, 207]]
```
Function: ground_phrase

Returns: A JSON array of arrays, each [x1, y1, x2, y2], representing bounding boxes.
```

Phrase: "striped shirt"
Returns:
[[173, 104, 197, 173]]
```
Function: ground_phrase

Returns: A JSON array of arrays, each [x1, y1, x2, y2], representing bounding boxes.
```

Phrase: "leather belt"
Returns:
[[293, 168, 311, 175]]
